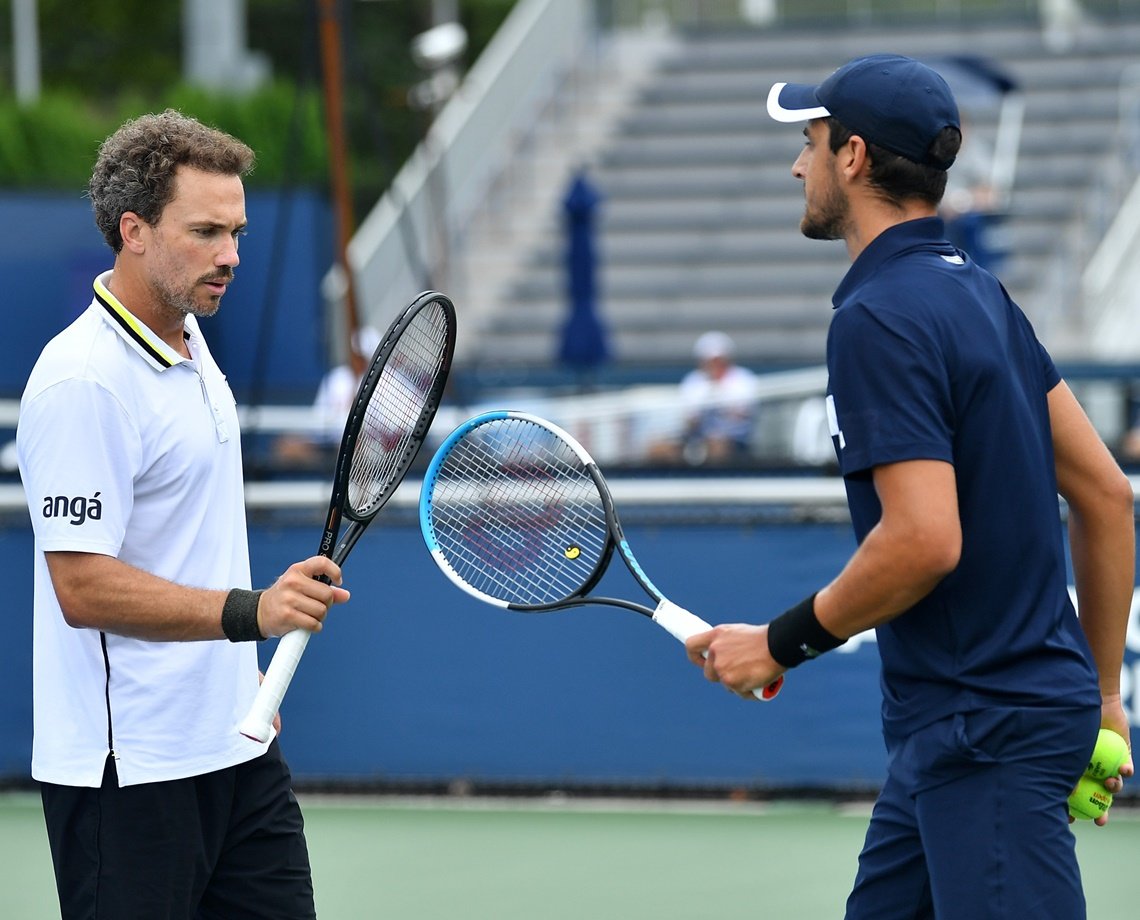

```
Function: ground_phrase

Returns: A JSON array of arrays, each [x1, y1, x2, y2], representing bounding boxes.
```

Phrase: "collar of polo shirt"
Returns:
[[93, 272, 190, 372]]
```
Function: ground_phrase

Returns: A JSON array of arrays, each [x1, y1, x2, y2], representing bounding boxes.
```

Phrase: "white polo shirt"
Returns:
[[17, 272, 270, 787]]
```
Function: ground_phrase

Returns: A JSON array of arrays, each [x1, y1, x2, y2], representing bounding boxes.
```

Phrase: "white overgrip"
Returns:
[[651, 599, 782, 702], [651, 598, 713, 643], [238, 628, 311, 742]]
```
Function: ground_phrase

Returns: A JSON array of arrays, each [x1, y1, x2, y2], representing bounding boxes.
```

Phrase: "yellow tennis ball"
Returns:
[[1085, 728, 1129, 781], [1069, 776, 1113, 821]]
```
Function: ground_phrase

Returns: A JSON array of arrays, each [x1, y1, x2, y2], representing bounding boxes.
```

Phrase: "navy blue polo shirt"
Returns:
[[825, 217, 1098, 735]]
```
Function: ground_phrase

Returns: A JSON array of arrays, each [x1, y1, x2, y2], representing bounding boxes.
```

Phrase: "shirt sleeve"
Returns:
[[826, 300, 955, 477], [1037, 335, 1061, 392], [18, 378, 142, 556]]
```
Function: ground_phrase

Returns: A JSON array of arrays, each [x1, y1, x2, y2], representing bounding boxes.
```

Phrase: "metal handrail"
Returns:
[[322, 0, 596, 359]]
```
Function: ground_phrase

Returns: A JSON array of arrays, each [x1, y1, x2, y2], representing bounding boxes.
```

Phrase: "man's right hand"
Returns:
[[256, 556, 350, 638]]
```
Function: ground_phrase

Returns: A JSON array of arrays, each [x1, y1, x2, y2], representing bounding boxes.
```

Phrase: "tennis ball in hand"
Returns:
[[1085, 728, 1129, 781], [1069, 776, 1113, 821]]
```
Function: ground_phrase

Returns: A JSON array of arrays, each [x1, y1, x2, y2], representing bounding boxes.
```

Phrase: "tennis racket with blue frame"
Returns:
[[418, 410, 783, 701]]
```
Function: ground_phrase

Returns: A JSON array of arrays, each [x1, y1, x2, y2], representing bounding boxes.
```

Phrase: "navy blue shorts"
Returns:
[[40, 740, 315, 920], [845, 705, 1099, 920]]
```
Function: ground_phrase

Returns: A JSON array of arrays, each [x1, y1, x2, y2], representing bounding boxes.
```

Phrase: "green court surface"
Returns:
[[1, 792, 1136, 918]]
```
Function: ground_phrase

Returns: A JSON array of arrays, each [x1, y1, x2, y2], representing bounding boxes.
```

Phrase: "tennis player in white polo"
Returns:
[[17, 110, 350, 920]]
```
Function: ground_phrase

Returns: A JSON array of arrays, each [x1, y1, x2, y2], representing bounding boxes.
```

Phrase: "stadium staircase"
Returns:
[[458, 14, 1140, 377]]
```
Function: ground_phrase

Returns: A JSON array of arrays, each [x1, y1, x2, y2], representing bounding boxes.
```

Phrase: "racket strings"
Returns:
[[429, 419, 609, 606], [348, 301, 450, 516]]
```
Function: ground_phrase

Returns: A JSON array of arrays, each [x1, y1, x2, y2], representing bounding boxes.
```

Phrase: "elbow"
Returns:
[[1071, 468, 1135, 526], [910, 524, 962, 585], [56, 590, 98, 630], [878, 513, 961, 586], [45, 565, 102, 629], [1105, 469, 1136, 518], [927, 534, 962, 582], [45, 554, 103, 630]]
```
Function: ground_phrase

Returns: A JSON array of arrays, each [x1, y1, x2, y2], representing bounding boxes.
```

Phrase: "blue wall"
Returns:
[[4, 515, 1139, 789], [0, 190, 334, 402]]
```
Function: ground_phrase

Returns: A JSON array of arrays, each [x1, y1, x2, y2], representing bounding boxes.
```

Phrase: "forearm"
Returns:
[[1049, 379, 1136, 700], [46, 551, 228, 641], [695, 510, 956, 689], [1069, 502, 1134, 698]]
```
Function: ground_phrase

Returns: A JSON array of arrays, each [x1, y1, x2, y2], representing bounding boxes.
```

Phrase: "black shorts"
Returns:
[[40, 740, 315, 920]]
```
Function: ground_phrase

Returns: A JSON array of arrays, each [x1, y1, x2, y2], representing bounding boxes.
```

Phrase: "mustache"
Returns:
[[201, 270, 235, 285]]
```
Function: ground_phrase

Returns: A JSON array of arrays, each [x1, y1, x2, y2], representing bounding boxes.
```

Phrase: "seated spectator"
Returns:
[[940, 119, 1005, 272], [648, 331, 759, 465], [791, 395, 837, 468], [273, 325, 382, 468]]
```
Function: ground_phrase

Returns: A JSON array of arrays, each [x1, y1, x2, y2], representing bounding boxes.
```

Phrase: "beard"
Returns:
[[151, 269, 233, 319], [800, 180, 849, 242]]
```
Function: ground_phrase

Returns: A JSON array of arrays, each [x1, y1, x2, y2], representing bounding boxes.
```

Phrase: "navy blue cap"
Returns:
[[767, 54, 961, 170]]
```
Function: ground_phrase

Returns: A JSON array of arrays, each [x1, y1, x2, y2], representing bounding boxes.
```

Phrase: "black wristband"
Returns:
[[766, 592, 845, 668], [221, 589, 265, 642]]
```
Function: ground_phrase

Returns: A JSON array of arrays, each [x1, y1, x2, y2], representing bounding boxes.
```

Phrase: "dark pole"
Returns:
[[317, 0, 365, 377]]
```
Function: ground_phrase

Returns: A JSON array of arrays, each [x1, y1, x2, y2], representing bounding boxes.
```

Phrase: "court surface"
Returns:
[[1, 792, 1135, 918]]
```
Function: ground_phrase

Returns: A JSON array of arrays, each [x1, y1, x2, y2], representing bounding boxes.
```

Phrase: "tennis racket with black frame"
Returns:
[[239, 290, 457, 742], [418, 410, 784, 701]]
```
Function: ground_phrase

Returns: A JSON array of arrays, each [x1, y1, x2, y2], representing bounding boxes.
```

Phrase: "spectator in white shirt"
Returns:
[[649, 331, 759, 465]]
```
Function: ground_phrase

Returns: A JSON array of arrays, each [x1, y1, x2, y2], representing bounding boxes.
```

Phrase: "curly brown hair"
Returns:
[[88, 109, 255, 252]]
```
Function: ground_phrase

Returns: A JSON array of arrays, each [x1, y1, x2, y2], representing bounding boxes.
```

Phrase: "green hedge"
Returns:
[[0, 0, 517, 206], [0, 82, 328, 191]]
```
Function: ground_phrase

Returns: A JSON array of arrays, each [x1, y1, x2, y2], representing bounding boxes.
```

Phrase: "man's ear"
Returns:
[[838, 135, 870, 183], [119, 212, 148, 255]]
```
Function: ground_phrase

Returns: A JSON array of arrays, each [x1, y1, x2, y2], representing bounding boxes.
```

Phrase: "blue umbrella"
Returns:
[[557, 170, 610, 372], [926, 54, 1019, 106], [926, 55, 1023, 273]]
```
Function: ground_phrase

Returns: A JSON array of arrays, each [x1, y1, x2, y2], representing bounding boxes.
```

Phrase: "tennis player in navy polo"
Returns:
[[686, 54, 1134, 918]]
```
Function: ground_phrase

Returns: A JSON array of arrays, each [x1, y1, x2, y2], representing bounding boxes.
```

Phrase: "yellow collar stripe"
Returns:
[[93, 277, 181, 370]]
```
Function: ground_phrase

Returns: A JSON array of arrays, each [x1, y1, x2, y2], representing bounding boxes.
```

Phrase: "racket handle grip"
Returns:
[[652, 599, 784, 702], [238, 628, 312, 742]]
